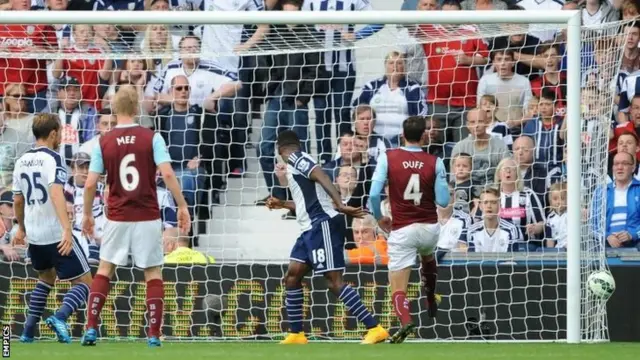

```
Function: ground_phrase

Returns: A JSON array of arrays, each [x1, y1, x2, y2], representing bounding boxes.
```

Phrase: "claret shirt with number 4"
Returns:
[[89, 124, 171, 222], [371, 146, 449, 231]]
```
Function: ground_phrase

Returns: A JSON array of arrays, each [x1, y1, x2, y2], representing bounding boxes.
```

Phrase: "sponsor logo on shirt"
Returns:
[[0, 37, 34, 48], [499, 207, 526, 219]]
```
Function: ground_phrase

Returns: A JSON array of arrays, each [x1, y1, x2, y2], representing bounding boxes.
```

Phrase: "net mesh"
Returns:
[[0, 17, 627, 342]]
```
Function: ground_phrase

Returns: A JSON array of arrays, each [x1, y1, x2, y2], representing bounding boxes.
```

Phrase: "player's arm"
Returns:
[[85, 144, 105, 222], [308, 166, 346, 209], [434, 158, 450, 208], [369, 151, 388, 221], [47, 159, 74, 255]]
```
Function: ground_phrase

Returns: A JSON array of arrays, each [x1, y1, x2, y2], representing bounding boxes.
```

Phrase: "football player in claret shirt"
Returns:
[[80, 87, 191, 348], [369, 115, 450, 344], [265, 130, 389, 345], [13, 113, 92, 344]]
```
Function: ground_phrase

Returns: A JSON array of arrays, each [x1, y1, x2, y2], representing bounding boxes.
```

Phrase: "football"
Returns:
[[587, 271, 616, 300]]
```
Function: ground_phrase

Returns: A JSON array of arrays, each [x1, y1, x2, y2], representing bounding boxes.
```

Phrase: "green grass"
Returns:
[[9, 342, 640, 360]]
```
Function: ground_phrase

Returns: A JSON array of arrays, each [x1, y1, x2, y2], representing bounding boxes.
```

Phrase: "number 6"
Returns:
[[119, 154, 140, 191]]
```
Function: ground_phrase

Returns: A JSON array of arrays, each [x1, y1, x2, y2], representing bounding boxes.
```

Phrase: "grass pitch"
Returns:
[[9, 342, 640, 360]]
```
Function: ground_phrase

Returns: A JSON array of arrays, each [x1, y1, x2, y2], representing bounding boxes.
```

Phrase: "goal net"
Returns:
[[0, 12, 627, 342]]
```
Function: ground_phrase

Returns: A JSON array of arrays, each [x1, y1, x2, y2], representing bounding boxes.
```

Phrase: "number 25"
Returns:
[[403, 173, 423, 205]]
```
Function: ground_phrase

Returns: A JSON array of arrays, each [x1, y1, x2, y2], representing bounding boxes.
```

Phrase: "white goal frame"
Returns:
[[0, 9, 584, 344]]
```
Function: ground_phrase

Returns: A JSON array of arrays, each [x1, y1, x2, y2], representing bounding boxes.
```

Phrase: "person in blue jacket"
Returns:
[[605, 152, 640, 248]]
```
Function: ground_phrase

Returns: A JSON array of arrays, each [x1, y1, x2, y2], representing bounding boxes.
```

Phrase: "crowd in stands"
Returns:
[[0, 0, 639, 264]]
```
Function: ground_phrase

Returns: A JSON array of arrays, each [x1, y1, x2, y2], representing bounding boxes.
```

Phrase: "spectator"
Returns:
[[605, 152, 640, 248], [489, 7, 541, 79], [512, 135, 548, 201], [93, 23, 131, 54], [545, 181, 568, 249], [304, 0, 383, 163], [491, 158, 546, 249], [435, 182, 472, 254], [468, 186, 523, 253], [106, 58, 154, 127], [480, 95, 513, 149], [0, 1, 57, 113], [346, 215, 389, 265], [417, 0, 488, 143], [451, 108, 510, 191], [523, 89, 565, 170], [337, 165, 359, 206], [628, 95, 640, 136], [64, 152, 106, 247], [478, 49, 533, 128], [616, 22, 640, 96], [0, 84, 35, 187], [157, 181, 178, 229], [93, 0, 144, 48], [515, 0, 563, 42], [422, 115, 445, 160], [622, 0, 640, 20], [584, 37, 617, 96], [153, 36, 241, 111], [164, 229, 216, 264], [353, 51, 427, 147], [53, 76, 98, 165], [155, 75, 215, 212], [0, 190, 22, 261], [257, 7, 327, 203], [52, 25, 113, 111], [140, 23, 177, 75], [530, 42, 566, 117], [347, 105, 391, 161], [451, 153, 476, 214], [34, 0, 72, 49], [460, 0, 507, 11], [609, 131, 640, 180], [144, 0, 185, 51], [582, 0, 621, 25], [79, 109, 116, 154]]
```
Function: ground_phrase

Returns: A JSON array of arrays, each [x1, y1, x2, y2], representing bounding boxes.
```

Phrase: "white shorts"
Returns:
[[387, 222, 440, 272], [100, 219, 163, 269]]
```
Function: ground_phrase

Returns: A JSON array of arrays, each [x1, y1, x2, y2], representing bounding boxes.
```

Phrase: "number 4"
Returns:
[[403, 173, 422, 205]]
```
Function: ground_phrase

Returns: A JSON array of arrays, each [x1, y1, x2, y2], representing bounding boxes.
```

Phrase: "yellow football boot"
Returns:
[[279, 332, 309, 344], [361, 325, 390, 344]]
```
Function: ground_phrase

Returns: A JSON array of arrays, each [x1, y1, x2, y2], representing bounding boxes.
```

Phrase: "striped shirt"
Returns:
[[437, 209, 472, 250], [619, 70, 640, 113], [498, 188, 546, 244], [522, 118, 564, 169], [610, 183, 630, 234], [468, 218, 522, 253], [302, 0, 373, 72], [153, 59, 238, 107], [545, 210, 568, 248]]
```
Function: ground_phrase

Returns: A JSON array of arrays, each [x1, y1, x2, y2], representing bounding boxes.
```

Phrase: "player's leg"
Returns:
[[46, 235, 92, 343], [133, 220, 165, 347], [386, 225, 420, 344], [416, 223, 442, 319], [21, 246, 56, 343], [320, 217, 388, 345], [82, 220, 129, 346], [280, 235, 312, 344]]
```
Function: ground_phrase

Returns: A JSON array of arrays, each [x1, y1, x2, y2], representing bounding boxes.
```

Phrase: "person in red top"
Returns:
[[80, 86, 190, 348], [0, 0, 57, 112], [416, 0, 488, 143], [52, 25, 112, 110], [369, 116, 450, 344], [529, 42, 566, 117]]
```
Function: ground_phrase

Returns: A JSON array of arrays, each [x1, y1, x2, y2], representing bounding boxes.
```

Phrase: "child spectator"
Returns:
[[480, 94, 513, 150], [468, 187, 523, 253], [523, 89, 565, 170], [348, 105, 391, 161], [436, 183, 472, 255], [545, 182, 568, 249], [451, 153, 475, 214]]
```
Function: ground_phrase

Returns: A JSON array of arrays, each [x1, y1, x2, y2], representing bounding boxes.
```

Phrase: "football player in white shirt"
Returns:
[[13, 113, 92, 344], [468, 187, 523, 252]]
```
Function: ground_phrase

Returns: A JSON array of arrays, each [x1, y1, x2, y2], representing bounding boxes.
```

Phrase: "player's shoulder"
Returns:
[[288, 150, 316, 165], [27, 147, 64, 167]]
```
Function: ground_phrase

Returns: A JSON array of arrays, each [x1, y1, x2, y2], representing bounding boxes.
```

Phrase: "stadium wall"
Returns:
[[1, 263, 638, 341]]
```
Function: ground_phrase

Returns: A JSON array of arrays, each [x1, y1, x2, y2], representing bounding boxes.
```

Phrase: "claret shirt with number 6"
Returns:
[[89, 124, 171, 222]]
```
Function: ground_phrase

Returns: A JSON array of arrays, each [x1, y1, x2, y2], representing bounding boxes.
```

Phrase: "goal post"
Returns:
[[0, 9, 621, 343]]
